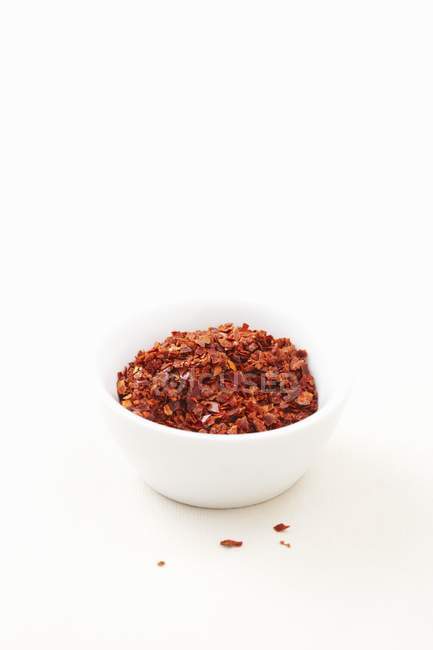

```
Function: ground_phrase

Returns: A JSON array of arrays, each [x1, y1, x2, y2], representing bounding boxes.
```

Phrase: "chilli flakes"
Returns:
[[117, 323, 318, 434]]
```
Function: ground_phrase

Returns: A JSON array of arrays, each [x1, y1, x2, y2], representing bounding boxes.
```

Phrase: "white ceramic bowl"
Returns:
[[97, 301, 349, 508]]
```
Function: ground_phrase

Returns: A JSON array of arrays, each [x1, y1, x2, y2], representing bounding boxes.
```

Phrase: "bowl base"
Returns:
[[148, 478, 304, 509]]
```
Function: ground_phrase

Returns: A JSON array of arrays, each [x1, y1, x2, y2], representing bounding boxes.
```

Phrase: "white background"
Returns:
[[1, 1, 432, 648]]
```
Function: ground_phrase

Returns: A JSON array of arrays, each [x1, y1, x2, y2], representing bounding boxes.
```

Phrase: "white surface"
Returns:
[[98, 301, 348, 507], [1, 0, 432, 648]]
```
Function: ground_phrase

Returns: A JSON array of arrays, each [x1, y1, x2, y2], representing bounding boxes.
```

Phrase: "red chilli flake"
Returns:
[[117, 323, 318, 434], [280, 540, 291, 548], [220, 539, 243, 548], [274, 523, 290, 532]]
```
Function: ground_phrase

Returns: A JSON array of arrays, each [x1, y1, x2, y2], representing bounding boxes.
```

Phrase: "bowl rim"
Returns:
[[97, 300, 351, 442]]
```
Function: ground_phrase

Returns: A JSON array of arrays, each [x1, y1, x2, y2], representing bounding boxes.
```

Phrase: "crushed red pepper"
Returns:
[[117, 323, 318, 434], [280, 540, 291, 548], [273, 523, 290, 532], [220, 539, 243, 547]]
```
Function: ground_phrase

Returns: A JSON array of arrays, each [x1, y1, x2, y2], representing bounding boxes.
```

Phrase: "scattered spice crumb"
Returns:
[[220, 539, 243, 548], [280, 540, 291, 548], [273, 523, 290, 532], [157, 560, 165, 567]]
